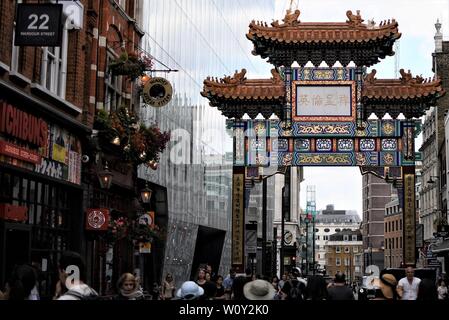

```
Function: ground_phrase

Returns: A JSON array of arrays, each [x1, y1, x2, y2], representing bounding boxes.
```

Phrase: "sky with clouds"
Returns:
[[269, 0, 449, 215]]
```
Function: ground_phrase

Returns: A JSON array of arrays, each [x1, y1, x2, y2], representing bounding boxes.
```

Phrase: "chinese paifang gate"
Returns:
[[201, 8, 445, 273]]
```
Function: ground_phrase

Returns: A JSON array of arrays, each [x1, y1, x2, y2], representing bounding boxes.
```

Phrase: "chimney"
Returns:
[[435, 19, 443, 53]]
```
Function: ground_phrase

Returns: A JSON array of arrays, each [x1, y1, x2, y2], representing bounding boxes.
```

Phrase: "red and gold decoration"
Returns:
[[85, 208, 110, 231]]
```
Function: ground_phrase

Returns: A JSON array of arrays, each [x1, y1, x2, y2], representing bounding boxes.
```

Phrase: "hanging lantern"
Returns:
[[98, 161, 113, 189], [140, 181, 153, 204]]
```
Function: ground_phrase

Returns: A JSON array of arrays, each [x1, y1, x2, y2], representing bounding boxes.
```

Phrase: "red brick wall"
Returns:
[[0, 0, 143, 128]]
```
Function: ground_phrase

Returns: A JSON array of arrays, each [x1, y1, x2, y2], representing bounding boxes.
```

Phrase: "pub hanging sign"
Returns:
[[14, 3, 63, 47]]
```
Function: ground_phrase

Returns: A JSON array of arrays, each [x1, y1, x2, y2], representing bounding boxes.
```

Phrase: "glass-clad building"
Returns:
[[139, 1, 275, 282]]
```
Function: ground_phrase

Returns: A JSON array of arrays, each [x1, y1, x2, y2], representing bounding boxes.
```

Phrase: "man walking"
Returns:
[[397, 266, 421, 300], [327, 272, 354, 300]]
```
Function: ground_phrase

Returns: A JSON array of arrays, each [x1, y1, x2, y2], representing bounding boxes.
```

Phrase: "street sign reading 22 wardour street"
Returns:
[[15, 4, 63, 47]]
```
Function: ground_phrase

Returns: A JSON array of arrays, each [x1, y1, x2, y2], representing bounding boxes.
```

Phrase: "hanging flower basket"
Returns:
[[94, 107, 170, 166], [128, 220, 165, 244], [108, 52, 153, 80], [104, 216, 129, 244]]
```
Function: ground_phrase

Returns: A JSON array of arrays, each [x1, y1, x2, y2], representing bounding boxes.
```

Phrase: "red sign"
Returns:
[[0, 140, 41, 164], [86, 208, 110, 231], [0, 203, 28, 222], [0, 100, 48, 148]]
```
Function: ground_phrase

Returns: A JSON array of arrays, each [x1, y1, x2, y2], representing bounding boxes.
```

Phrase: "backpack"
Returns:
[[288, 280, 303, 301]]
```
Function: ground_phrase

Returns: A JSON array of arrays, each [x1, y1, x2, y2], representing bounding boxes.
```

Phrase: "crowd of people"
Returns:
[[1, 253, 448, 301]]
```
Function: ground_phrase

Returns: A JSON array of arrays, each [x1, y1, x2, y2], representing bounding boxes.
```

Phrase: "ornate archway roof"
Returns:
[[202, 69, 444, 120], [247, 9, 401, 67], [362, 69, 445, 118], [201, 69, 285, 119]]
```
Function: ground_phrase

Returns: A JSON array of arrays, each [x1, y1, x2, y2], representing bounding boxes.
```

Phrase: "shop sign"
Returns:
[[232, 173, 245, 267], [0, 203, 28, 222], [14, 4, 63, 47], [142, 77, 173, 108], [138, 211, 155, 228], [0, 140, 41, 164], [85, 208, 110, 231], [139, 242, 151, 254], [35, 158, 66, 180], [0, 100, 48, 148]]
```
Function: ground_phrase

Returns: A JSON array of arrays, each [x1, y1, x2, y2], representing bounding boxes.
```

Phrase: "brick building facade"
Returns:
[[325, 230, 363, 283], [0, 0, 162, 299], [384, 197, 403, 268]]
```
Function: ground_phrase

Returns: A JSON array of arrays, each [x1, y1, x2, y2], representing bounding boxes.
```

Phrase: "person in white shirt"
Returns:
[[437, 280, 448, 300], [397, 267, 421, 300]]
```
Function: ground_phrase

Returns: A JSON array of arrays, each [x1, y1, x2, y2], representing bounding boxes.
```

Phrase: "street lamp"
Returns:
[[98, 161, 113, 189]]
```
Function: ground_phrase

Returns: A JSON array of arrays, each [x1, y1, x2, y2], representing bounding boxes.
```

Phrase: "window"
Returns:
[[105, 50, 123, 112], [336, 258, 341, 266], [11, 0, 25, 75], [324, 228, 330, 233], [344, 247, 350, 253], [40, 19, 68, 97], [353, 246, 358, 253], [343, 235, 349, 241], [400, 220, 402, 230], [323, 235, 329, 241], [336, 246, 341, 253], [316, 235, 320, 240], [335, 228, 341, 232], [119, 0, 127, 9], [352, 235, 357, 241], [385, 222, 387, 233], [345, 258, 350, 266], [206, 200, 215, 210]]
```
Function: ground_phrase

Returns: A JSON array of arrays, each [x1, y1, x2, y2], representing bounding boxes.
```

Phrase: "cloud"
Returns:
[[300, 167, 363, 216]]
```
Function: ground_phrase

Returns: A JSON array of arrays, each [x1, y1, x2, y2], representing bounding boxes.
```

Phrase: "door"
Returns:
[[1, 223, 31, 288]]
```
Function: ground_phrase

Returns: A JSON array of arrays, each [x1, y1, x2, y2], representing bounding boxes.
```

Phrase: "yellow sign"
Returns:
[[232, 173, 245, 265], [52, 144, 67, 163], [403, 174, 416, 265]]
